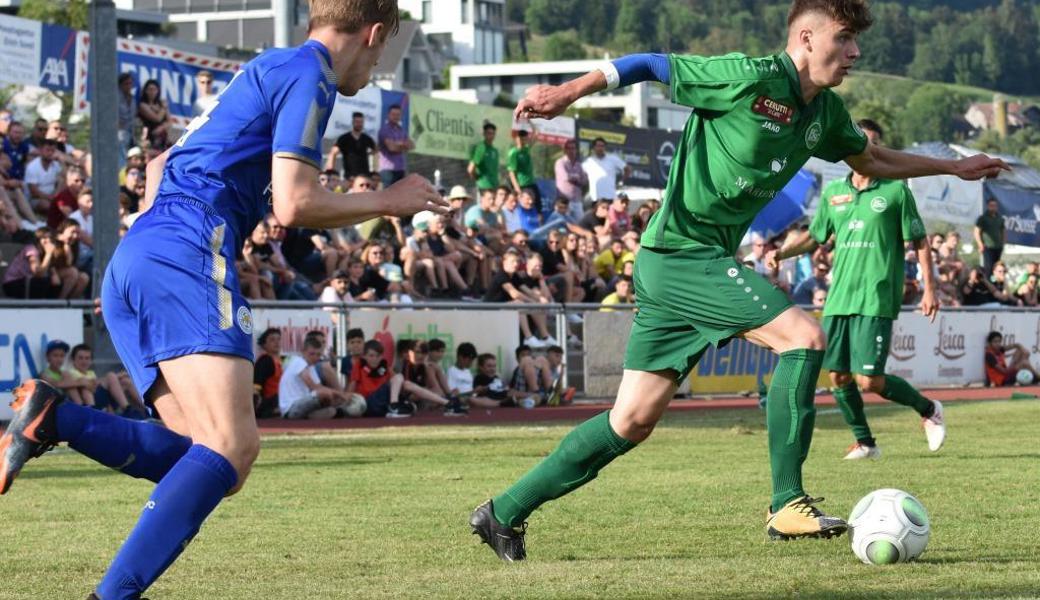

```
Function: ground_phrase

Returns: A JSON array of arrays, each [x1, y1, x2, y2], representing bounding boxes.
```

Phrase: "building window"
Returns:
[[647, 107, 658, 129], [422, 0, 432, 23], [461, 0, 469, 24]]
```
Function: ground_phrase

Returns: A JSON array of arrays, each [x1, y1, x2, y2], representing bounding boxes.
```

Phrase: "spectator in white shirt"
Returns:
[[446, 342, 501, 408], [192, 70, 219, 117], [279, 337, 349, 420], [582, 137, 630, 201], [24, 140, 62, 211], [68, 188, 93, 245], [318, 270, 353, 324]]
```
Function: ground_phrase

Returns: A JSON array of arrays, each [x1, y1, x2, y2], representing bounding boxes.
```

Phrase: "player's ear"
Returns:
[[366, 22, 385, 49]]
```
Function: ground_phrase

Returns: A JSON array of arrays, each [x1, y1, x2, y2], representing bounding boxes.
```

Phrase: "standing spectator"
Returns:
[[1016, 273, 1038, 307], [516, 189, 542, 234], [792, 261, 830, 305], [328, 112, 376, 179], [582, 137, 630, 202], [279, 337, 348, 420], [2, 227, 58, 298], [116, 72, 136, 165], [507, 129, 539, 212], [468, 122, 500, 194], [2, 121, 30, 182], [192, 70, 218, 117], [25, 140, 62, 213], [579, 199, 613, 248], [974, 197, 1005, 274], [138, 79, 171, 150], [377, 104, 412, 188], [47, 166, 85, 228], [607, 193, 631, 237], [253, 328, 283, 418], [555, 139, 589, 221]]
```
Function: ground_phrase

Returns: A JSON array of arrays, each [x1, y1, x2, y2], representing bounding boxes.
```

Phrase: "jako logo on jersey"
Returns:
[[805, 122, 823, 149], [761, 121, 781, 134], [237, 306, 253, 335], [870, 196, 888, 213]]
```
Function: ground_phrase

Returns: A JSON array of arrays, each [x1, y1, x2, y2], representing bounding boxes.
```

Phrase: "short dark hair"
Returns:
[[322, 169, 338, 177], [258, 328, 280, 345], [396, 338, 416, 355], [857, 118, 883, 139], [118, 72, 133, 85], [388, 104, 402, 112], [303, 337, 324, 351], [546, 345, 564, 355], [787, 0, 874, 33], [428, 338, 447, 353], [304, 330, 326, 344], [987, 331, 1003, 344], [592, 137, 607, 146], [347, 328, 365, 341], [363, 340, 384, 355], [352, 111, 364, 119], [515, 344, 531, 359], [457, 342, 477, 359], [477, 353, 496, 367], [483, 122, 497, 132], [71, 343, 91, 360]]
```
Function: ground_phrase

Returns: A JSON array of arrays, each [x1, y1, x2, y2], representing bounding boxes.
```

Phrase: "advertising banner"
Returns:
[[324, 86, 409, 145], [250, 308, 336, 356], [349, 310, 520, 375], [984, 181, 1040, 248], [575, 121, 680, 189], [410, 94, 513, 161], [908, 175, 983, 226], [529, 116, 576, 147], [0, 309, 84, 420]]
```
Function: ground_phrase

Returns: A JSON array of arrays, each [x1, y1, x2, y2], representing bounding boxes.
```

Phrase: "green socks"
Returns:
[[492, 411, 636, 527], [832, 383, 874, 445], [881, 375, 935, 417], [767, 349, 825, 513]]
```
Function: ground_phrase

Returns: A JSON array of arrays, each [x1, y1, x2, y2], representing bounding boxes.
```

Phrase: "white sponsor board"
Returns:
[[907, 175, 983, 226], [324, 85, 384, 141], [349, 309, 520, 375], [529, 116, 576, 146], [0, 14, 41, 90], [250, 308, 337, 356], [0, 309, 84, 420]]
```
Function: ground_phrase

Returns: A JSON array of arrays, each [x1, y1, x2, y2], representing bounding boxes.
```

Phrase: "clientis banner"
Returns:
[[409, 94, 514, 161]]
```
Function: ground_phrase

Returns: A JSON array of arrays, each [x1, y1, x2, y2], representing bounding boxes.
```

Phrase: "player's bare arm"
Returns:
[[270, 156, 449, 228], [915, 237, 939, 322], [140, 147, 170, 214], [845, 143, 1010, 182], [768, 229, 819, 271]]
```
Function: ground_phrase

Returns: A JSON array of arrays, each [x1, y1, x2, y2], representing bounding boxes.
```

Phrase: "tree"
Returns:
[[612, 0, 657, 53], [17, 0, 88, 29], [543, 31, 587, 61], [898, 85, 970, 144], [525, 0, 580, 35]]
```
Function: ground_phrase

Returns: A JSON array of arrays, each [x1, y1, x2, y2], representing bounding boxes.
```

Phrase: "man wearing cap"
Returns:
[[507, 128, 540, 213], [468, 122, 500, 194]]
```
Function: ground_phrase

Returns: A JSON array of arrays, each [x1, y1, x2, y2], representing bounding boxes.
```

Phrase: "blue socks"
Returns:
[[56, 402, 191, 483], [95, 445, 238, 600]]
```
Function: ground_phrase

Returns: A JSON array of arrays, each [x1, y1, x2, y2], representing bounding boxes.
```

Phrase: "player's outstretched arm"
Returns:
[[515, 54, 670, 121], [271, 156, 449, 228], [846, 143, 1010, 182], [768, 229, 818, 271], [915, 238, 939, 323]]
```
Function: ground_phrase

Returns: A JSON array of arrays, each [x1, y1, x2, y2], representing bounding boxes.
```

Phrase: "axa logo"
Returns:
[[41, 58, 69, 88], [890, 326, 915, 361], [932, 315, 965, 360]]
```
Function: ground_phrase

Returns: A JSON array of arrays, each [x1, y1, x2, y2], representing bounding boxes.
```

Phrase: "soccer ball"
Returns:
[[848, 489, 930, 565], [1015, 368, 1035, 386], [344, 394, 367, 417]]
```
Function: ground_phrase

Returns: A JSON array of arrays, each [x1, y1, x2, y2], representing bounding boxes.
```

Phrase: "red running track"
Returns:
[[258, 385, 1040, 435]]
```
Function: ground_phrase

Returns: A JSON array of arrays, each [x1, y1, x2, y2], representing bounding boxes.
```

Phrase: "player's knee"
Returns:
[[857, 375, 885, 394], [610, 411, 658, 444], [830, 371, 853, 388]]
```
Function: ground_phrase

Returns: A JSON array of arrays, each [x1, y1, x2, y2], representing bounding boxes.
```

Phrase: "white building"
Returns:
[[371, 20, 438, 95], [398, 0, 505, 65], [443, 59, 691, 130], [114, 0, 309, 50]]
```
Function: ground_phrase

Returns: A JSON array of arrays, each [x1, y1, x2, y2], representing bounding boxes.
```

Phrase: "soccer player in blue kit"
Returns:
[[0, 2, 445, 598]]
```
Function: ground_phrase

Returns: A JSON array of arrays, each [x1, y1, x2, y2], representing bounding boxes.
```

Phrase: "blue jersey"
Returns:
[[157, 39, 338, 250]]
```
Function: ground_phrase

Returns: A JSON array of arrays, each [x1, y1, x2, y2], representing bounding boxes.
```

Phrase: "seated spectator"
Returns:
[[304, 329, 344, 391], [279, 337, 349, 420], [510, 344, 555, 406], [119, 146, 146, 187], [519, 252, 553, 304], [359, 243, 391, 301], [347, 340, 400, 416], [253, 219, 315, 300], [2, 227, 59, 298], [239, 236, 276, 300], [401, 218, 442, 297], [543, 345, 574, 406], [936, 264, 962, 307], [464, 188, 504, 236], [607, 193, 631, 237], [484, 250, 557, 348], [68, 187, 93, 252], [572, 234, 606, 302], [40, 340, 73, 396], [423, 338, 451, 396], [579, 199, 612, 248], [47, 166, 85, 229], [473, 353, 515, 406], [508, 229, 531, 257], [792, 261, 829, 305], [593, 238, 633, 282], [0, 193, 19, 236], [938, 231, 965, 281], [340, 327, 366, 379], [984, 331, 1039, 387], [1016, 273, 1038, 307], [444, 341, 497, 408], [46, 120, 86, 167], [600, 275, 634, 310], [990, 262, 1022, 306], [64, 343, 99, 407], [962, 267, 999, 306], [253, 328, 283, 418], [0, 151, 37, 225], [539, 230, 576, 303], [120, 164, 143, 213], [387, 339, 464, 417], [54, 220, 89, 299], [812, 287, 828, 308], [428, 214, 474, 297], [25, 140, 62, 214], [319, 270, 353, 315], [1015, 261, 1039, 288], [283, 226, 343, 283], [500, 189, 522, 233], [2, 121, 31, 189], [516, 189, 541, 234]]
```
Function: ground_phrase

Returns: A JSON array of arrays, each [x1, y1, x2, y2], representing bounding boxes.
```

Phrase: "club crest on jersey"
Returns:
[[237, 306, 253, 335], [870, 196, 888, 213], [805, 122, 823, 149], [752, 96, 793, 124]]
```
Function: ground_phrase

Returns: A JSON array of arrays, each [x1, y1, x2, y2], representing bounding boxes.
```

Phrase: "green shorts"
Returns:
[[624, 246, 792, 381], [821, 315, 893, 376]]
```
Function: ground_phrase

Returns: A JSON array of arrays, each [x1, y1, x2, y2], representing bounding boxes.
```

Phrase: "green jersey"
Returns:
[[641, 52, 868, 254], [811, 175, 926, 319], [507, 146, 535, 188], [469, 142, 500, 190]]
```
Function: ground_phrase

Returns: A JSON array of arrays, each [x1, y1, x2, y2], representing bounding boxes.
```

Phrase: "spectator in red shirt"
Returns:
[[252, 328, 283, 418], [347, 340, 398, 417], [606, 193, 631, 237], [48, 167, 85, 228]]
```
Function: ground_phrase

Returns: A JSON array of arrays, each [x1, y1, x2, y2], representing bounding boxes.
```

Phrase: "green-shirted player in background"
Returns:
[[468, 0, 1008, 562], [467, 121, 500, 193], [769, 119, 947, 460]]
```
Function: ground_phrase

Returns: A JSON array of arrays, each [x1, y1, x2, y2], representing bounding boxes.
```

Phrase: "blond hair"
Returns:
[[308, 0, 400, 38]]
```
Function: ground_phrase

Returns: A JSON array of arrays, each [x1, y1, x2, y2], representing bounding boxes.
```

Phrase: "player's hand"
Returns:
[[951, 154, 1011, 181], [514, 84, 572, 121], [384, 174, 450, 217], [919, 288, 939, 323], [764, 249, 780, 272]]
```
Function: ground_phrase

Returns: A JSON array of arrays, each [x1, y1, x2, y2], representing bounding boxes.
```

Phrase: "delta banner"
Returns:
[[907, 175, 984, 226], [324, 85, 408, 143], [575, 121, 680, 189], [984, 181, 1040, 248], [250, 308, 336, 356], [0, 309, 84, 421]]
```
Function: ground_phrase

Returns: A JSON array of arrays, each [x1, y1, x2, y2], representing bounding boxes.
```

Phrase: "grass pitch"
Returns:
[[1, 399, 1039, 599]]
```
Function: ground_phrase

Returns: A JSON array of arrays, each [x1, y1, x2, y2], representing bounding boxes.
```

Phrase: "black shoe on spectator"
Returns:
[[386, 401, 416, 419], [444, 396, 469, 417]]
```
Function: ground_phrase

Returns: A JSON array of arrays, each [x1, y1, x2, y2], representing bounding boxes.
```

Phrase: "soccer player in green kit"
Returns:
[[768, 119, 947, 460], [469, 0, 1009, 560]]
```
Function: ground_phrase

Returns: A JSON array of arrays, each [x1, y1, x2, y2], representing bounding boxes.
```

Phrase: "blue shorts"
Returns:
[[102, 196, 255, 398]]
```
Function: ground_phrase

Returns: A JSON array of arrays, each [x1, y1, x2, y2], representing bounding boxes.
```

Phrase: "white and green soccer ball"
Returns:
[[849, 489, 930, 565]]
